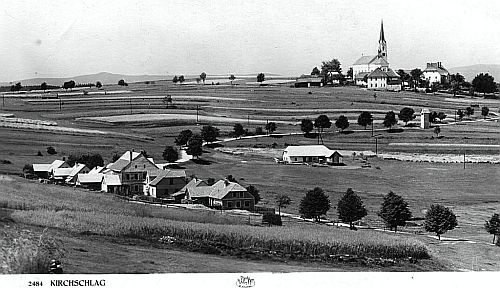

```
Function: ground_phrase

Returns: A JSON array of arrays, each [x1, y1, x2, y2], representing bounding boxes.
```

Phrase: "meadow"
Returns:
[[0, 81, 498, 272]]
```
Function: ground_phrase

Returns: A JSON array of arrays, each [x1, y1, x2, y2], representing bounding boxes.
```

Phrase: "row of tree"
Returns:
[[290, 187, 500, 242]]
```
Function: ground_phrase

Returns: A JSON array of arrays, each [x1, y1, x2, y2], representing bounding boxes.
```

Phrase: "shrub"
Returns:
[[37, 151, 43, 157], [262, 212, 282, 226], [46, 147, 57, 155]]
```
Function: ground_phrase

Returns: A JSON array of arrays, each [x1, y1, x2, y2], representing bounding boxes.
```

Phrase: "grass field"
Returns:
[[0, 82, 498, 272]]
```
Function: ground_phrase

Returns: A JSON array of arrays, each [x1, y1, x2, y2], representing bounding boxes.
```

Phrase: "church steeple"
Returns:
[[378, 20, 387, 60]]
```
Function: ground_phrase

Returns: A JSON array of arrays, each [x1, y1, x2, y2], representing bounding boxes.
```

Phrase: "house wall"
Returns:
[[368, 76, 387, 89], [423, 71, 441, 84], [148, 177, 187, 198], [222, 190, 255, 210]]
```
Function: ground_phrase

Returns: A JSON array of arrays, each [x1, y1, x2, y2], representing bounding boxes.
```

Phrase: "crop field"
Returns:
[[0, 81, 498, 272]]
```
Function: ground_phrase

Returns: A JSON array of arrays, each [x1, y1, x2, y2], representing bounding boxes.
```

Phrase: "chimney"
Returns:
[[130, 150, 133, 162], [438, 62, 442, 68], [224, 179, 229, 186]]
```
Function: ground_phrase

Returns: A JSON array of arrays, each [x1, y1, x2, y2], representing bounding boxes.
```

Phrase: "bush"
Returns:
[[46, 147, 57, 155], [262, 212, 282, 226], [37, 151, 43, 157]]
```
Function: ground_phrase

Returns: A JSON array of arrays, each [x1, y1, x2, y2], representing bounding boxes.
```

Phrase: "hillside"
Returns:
[[448, 64, 500, 82]]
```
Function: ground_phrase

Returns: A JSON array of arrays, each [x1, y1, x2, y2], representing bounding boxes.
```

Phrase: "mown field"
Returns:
[[0, 81, 498, 272]]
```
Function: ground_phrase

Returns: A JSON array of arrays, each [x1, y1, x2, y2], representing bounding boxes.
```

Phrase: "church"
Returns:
[[352, 21, 401, 91]]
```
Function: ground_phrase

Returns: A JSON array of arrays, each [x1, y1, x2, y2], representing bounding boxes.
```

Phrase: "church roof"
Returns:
[[353, 55, 377, 66], [379, 20, 385, 43]]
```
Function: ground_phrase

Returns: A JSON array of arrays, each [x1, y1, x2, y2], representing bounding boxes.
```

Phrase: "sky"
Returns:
[[1, 0, 499, 82]]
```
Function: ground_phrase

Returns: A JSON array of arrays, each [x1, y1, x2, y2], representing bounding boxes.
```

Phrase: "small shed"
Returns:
[[420, 108, 430, 129], [294, 76, 323, 88]]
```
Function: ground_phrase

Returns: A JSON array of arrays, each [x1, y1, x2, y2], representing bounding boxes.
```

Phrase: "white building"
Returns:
[[367, 67, 402, 91], [423, 62, 450, 85], [282, 145, 343, 165]]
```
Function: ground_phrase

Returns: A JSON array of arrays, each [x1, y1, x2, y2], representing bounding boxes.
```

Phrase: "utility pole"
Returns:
[[196, 105, 199, 122], [59, 98, 62, 110], [3, 94, 4, 108], [375, 138, 378, 154], [130, 97, 132, 114], [463, 150, 466, 169], [247, 115, 249, 125], [371, 121, 374, 137]]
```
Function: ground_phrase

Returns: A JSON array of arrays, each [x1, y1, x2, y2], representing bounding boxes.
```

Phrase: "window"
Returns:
[[239, 191, 244, 197], [134, 173, 138, 180], [227, 201, 233, 208], [244, 201, 250, 207], [236, 201, 241, 208], [233, 192, 237, 198], [126, 174, 130, 180], [134, 185, 139, 192], [169, 179, 174, 185], [135, 165, 137, 168], [143, 164, 145, 168], [294, 157, 298, 161]]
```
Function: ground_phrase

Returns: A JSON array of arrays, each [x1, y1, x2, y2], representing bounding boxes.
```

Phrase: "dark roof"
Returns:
[[353, 55, 377, 66], [424, 63, 449, 75], [149, 169, 186, 186], [368, 68, 389, 78], [355, 72, 369, 79]]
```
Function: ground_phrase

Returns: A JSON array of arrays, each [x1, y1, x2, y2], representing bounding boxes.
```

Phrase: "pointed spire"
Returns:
[[379, 20, 385, 43]]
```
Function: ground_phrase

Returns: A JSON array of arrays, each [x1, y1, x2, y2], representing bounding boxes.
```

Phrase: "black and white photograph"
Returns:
[[0, 0, 499, 287]]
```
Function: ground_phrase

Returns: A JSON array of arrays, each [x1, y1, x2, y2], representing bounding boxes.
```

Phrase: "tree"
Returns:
[[335, 115, 349, 132], [162, 146, 179, 163], [200, 72, 207, 84], [275, 194, 291, 216], [112, 153, 120, 162], [457, 109, 464, 121], [398, 107, 416, 126], [23, 164, 34, 175], [257, 73, 265, 83], [46, 146, 57, 155], [175, 129, 193, 147], [233, 123, 245, 138], [118, 79, 128, 86], [172, 76, 179, 84], [40, 82, 48, 91], [410, 68, 423, 90], [437, 112, 447, 122], [265, 122, 277, 134], [11, 82, 22, 92], [484, 213, 500, 244], [357, 111, 373, 129], [434, 126, 441, 137], [424, 204, 458, 240], [383, 111, 397, 129], [320, 58, 342, 85], [300, 119, 314, 134], [396, 69, 410, 89], [311, 67, 320, 76], [481, 106, 489, 119], [346, 67, 353, 80], [450, 73, 465, 87], [299, 187, 331, 222], [229, 74, 236, 85], [63, 80, 75, 91], [465, 106, 474, 117], [66, 153, 104, 169], [255, 127, 264, 135], [314, 115, 331, 144], [378, 191, 412, 233], [246, 185, 261, 205], [178, 75, 185, 84], [337, 188, 368, 230], [96, 81, 102, 89], [200, 125, 219, 143], [186, 134, 203, 158], [472, 73, 496, 96]]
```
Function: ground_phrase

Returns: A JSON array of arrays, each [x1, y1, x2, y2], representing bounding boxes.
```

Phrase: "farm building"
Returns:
[[143, 169, 188, 199], [294, 76, 323, 88], [77, 173, 103, 190], [32, 160, 69, 179], [367, 67, 402, 91], [101, 174, 122, 194], [102, 150, 159, 196], [282, 145, 343, 165], [65, 163, 91, 185], [172, 178, 208, 203], [183, 179, 255, 210]]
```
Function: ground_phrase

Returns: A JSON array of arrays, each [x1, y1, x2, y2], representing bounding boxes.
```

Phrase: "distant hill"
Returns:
[[1, 72, 172, 86], [1, 71, 284, 86], [448, 64, 500, 82]]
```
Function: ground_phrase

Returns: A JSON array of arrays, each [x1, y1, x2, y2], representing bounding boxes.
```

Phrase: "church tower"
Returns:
[[377, 20, 387, 60]]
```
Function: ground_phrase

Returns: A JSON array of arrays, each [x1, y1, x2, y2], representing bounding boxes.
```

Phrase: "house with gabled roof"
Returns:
[[367, 67, 401, 91], [294, 75, 324, 88], [423, 62, 450, 85], [183, 179, 255, 210], [33, 159, 69, 179], [143, 169, 188, 199], [77, 173, 103, 190], [172, 178, 207, 203], [282, 145, 343, 165], [102, 150, 159, 195], [65, 163, 91, 185]]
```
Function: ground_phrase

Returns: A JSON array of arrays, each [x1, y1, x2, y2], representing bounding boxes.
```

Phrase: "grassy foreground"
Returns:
[[1, 175, 430, 271]]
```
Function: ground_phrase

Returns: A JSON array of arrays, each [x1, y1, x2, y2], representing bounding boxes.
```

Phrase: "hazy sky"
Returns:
[[1, 0, 499, 82]]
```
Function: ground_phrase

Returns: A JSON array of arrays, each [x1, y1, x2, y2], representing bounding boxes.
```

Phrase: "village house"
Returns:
[[101, 151, 159, 195], [32, 159, 69, 179], [180, 179, 255, 210], [282, 145, 343, 165], [172, 178, 208, 203], [367, 67, 402, 91], [143, 169, 188, 199], [423, 62, 450, 85], [65, 163, 91, 185], [294, 75, 324, 88], [76, 173, 103, 190]]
